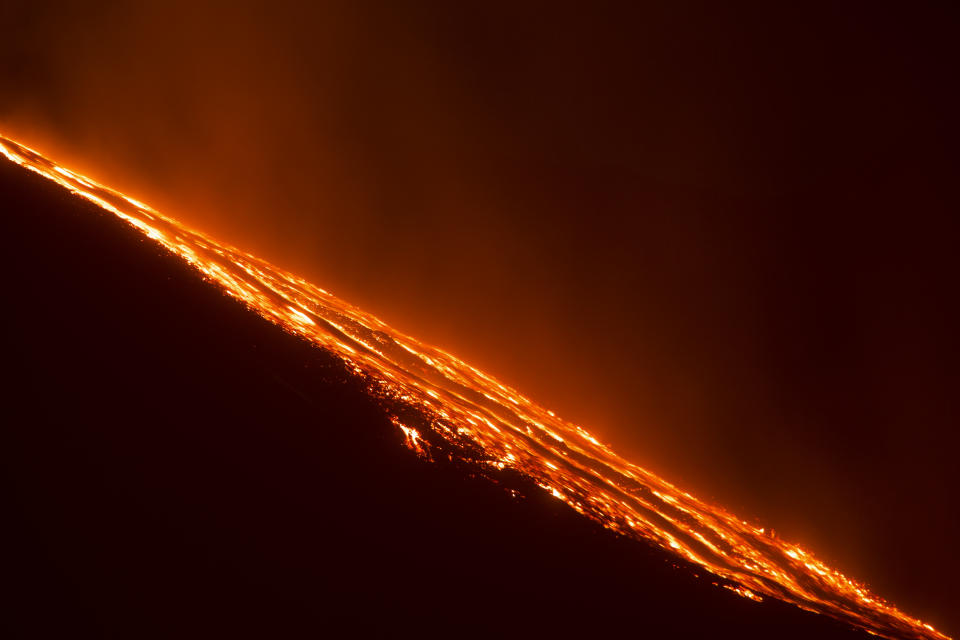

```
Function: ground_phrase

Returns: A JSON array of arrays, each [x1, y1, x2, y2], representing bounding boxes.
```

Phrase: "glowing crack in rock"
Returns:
[[0, 133, 948, 640]]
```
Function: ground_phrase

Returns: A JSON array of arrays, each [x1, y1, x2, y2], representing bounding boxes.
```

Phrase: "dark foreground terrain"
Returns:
[[2, 158, 875, 638]]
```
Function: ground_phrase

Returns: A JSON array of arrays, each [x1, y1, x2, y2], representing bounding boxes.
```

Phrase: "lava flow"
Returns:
[[0, 133, 948, 640]]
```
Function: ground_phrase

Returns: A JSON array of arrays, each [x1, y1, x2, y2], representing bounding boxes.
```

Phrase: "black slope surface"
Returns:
[[2, 158, 874, 639]]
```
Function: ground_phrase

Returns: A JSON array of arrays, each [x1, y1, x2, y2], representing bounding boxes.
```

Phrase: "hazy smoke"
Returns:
[[1, 1, 957, 631]]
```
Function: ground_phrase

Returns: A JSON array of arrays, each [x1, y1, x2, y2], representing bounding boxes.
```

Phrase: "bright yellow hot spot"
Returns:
[[0, 133, 948, 640]]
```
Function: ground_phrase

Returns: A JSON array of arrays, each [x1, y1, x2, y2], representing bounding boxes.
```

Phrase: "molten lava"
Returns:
[[0, 133, 948, 640]]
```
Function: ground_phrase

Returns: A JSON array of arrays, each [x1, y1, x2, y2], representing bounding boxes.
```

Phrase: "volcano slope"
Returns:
[[3, 154, 885, 639]]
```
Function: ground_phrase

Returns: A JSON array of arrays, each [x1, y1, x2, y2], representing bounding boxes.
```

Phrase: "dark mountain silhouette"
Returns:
[[3, 156, 875, 639]]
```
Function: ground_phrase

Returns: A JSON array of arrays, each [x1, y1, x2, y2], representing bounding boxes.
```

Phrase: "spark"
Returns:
[[0, 133, 948, 640], [724, 584, 764, 602], [391, 417, 429, 458]]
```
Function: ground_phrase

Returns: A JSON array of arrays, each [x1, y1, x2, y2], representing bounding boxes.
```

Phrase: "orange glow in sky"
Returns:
[[1, 132, 949, 640]]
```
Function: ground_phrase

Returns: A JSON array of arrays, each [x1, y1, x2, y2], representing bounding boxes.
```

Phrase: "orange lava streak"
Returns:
[[0, 133, 948, 640]]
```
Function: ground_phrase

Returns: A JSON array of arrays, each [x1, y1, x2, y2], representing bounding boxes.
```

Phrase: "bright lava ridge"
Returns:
[[0, 133, 948, 640]]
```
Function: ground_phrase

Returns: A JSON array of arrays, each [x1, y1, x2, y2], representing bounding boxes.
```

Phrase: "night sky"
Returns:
[[2, 1, 957, 633]]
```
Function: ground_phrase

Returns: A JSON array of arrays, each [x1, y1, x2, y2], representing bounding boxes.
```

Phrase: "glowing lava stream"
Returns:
[[0, 133, 948, 640]]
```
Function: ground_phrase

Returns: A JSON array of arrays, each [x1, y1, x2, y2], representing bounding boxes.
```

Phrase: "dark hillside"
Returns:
[[2, 158, 872, 639]]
